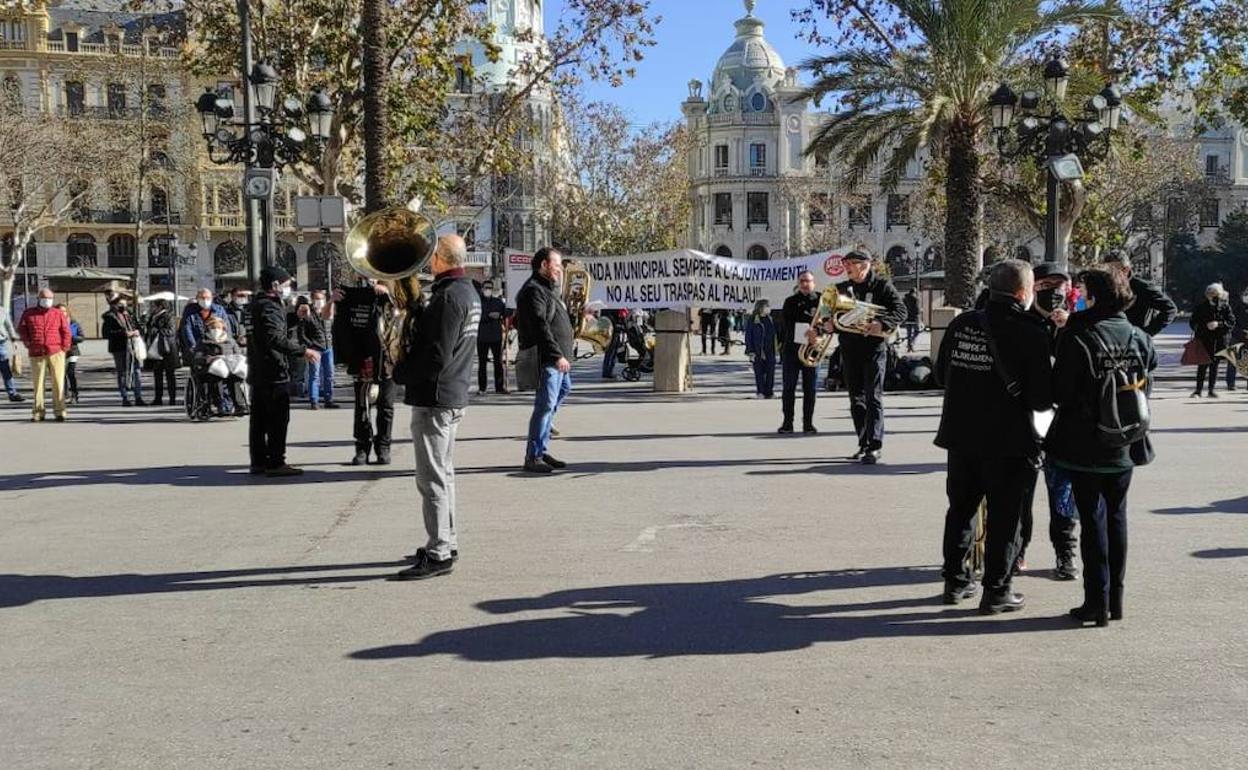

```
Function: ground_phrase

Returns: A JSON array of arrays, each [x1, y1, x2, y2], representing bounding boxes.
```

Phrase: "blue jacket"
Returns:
[[180, 302, 230, 351], [745, 315, 776, 359]]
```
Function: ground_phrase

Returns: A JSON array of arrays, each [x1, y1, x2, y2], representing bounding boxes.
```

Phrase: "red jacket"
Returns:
[[18, 306, 72, 357]]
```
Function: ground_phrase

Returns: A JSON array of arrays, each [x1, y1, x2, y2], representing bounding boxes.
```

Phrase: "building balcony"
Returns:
[[72, 210, 184, 225], [58, 105, 144, 120], [714, 167, 729, 178], [40, 40, 181, 59], [749, 167, 768, 177], [707, 112, 778, 127], [202, 213, 293, 230]]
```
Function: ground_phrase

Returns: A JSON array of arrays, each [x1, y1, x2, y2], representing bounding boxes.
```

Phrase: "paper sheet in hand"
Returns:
[[793, 322, 811, 340]]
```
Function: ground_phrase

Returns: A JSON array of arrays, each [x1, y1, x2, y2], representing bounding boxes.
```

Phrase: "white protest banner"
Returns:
[[503, 247, 855, 310]]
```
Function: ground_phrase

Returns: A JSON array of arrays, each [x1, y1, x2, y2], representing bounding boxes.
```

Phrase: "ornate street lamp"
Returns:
[[989, 57, 1123, 268]]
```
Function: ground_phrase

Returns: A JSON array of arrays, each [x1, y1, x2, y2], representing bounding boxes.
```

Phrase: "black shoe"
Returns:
[[777, 423, 794, 434], [861, 449, 881, 465], [1053, 552, 1079, 581], [979, 590, 1025, 615], [1109, 590, 1123, 621], [373, 449, 391, 466], [134, 398, 147, 407], [152, 398, 163, 406], [802, 424, 818, 434], [523, 457, 554, 474], [54, 414, 66, 422], [1069, 604, 1109, 627], [941, 581, 978, 605], [406, 547, 459, 563], [248, 466, 266, 476], [310, 402, 320, 410], [496, 388, 510, 395], [541, 453, 567, 469], [391, 554, 454, 581], [351, 449, 369, 466], [168, 398, 177, 406], [7, 393, 23, 402], [122, 399, 133, 407], [1191, 391, 1203, 398], [264, 464, 304, 478], [1208, 391, 1219, 398], [323, 401, 341, 409], [848, 448, 864, 461]]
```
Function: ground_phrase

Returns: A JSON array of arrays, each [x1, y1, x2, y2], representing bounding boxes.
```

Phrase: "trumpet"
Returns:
[[798, 286, 891, 367]]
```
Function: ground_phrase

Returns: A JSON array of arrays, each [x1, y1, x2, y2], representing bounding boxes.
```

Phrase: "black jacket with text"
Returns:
[[935, 298, 1054, 459], [780, 291, 820, 349], [403, 271, 481, 409], [515, 272, 574, 366]]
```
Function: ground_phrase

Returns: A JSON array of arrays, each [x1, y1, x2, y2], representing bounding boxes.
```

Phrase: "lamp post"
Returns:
[[194, 7, 334, 288], [988, 57, 1122, 270]]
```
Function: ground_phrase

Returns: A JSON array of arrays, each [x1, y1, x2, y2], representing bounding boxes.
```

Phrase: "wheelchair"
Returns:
[[185, 355, 249, 422]]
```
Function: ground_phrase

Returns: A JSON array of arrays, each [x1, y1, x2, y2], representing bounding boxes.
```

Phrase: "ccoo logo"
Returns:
[[823, 255, 846, 278]]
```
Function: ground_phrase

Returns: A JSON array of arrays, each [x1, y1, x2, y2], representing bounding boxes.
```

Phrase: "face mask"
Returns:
[[207, 329, 226, 343], [1036, 288, 1066, 313], [38, 298, 53, 309], [198, 298, 212, 309], [313, 300, 326, 311], [483, 290, 493, 298], [280, 285, 293, 300], [235, 298, 249, 307]]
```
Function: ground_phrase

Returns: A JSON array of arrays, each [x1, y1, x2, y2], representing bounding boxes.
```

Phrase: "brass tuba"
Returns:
[[344, 206, 437, 281], [1217, 343, 1248, 378], [798, 286, 891, 367], [561, 259, 613, 354]]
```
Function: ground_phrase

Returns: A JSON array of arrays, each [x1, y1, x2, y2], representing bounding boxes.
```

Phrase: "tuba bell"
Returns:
[[1217, 343, 1248, 378], [344, 206, 437, 281], [798, 286, 891, 367]]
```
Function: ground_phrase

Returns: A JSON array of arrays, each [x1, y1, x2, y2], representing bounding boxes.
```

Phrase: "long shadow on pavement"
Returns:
[[349, 567, 1072, 661], [1152, 496, 1248, 515], [0, 560, 405, 609], [1191, 548, 1248, 558], [0, 464, 410, 491]]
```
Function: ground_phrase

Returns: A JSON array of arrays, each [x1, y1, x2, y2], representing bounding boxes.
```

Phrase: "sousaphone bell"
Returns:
[[344, 206, 437, 281]]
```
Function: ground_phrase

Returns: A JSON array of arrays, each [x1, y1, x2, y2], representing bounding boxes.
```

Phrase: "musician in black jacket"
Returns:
[[1102, 250, 1177, 336], [935, 259, 1052, 614], [515, 247, 575, 474], [778, 270, 820, 434], [835, 250, 907, 464], [394, 235, 481, 581], [248, 265, 320, 477], [477, 284, 510, 393]]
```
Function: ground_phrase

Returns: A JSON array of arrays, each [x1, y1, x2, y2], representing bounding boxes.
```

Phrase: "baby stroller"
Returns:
[[620, 322, 655, 382], [185, 351, 249, 421]]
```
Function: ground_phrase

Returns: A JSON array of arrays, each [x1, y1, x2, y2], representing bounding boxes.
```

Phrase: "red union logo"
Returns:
[[508, 253, 532, 265], [824, 255, 846, 277]]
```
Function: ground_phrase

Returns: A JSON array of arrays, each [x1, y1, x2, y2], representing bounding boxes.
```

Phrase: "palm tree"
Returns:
[[361, 0, 388, 213], [797, 0, 1116, 308]]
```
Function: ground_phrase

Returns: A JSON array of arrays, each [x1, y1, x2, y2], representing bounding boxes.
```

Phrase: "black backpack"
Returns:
[[1076, 326, 1150, 448]]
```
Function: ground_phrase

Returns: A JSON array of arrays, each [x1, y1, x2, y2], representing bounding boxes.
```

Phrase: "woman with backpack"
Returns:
[[1189, 282, 1236, 398], [1048, 268, 1157, 627]]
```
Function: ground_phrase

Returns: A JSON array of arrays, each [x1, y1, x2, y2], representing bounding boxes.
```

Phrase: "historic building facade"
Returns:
[[0, 0, 332, 306], [681, 0, 935, 275]]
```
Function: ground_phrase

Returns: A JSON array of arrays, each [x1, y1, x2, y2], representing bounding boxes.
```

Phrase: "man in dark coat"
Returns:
[[836, 250, 907, 463], [248, 265, 320, 477], [778, 270, 820, 433], [394, 235, 481, 581], [332, 280, 402, 465], [515, 247, 574, 474], [1102, 250, 1177, 336], [476, 283, 509, 393], [936, 259, 1053, 614], [101, 297, 144, 406]]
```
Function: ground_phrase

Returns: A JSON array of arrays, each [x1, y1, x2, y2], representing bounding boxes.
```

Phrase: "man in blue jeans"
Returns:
[[515, 247, 574, 474]]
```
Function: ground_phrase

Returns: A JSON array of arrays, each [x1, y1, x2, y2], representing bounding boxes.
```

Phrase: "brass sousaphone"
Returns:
[[343, 205, 437, 368], [562, 260, 613, 354]]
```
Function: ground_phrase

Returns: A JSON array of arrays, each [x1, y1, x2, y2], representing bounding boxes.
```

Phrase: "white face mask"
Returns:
[[313, 300, 326, 311], [483, 290, 493, 298], [198, 298, 212, 309], [38, 298, 53, 309], [235, 298, 249, 307], [207, 328, 226, 343], [280, 284, 293, 300]]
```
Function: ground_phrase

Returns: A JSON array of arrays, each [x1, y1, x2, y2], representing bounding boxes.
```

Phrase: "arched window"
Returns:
[[306, 241, 344, 290], [275, 240, 298, 280], [214, 240, 247, 275], [510, 215, 524, 249], [747, 244, 768, 261], [1014, 245, 1033, 263], [714, 245, 733, 258], [885, 244, 908, 273], [107, 233, 137, 268], [67, 233, 97, 268]]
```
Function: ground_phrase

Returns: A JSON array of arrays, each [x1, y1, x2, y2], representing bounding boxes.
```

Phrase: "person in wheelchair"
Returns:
[[192, 317, 246, 417]]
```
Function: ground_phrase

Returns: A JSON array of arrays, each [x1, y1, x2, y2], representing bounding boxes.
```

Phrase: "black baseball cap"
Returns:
[[259, 265, 291, 288], [1101, 249, 1131, 267], [843, 250, 872, 263], [1033, 263, 1069, 282]]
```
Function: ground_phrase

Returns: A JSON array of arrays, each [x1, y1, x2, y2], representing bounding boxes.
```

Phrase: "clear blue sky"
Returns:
[[548, 0, 821, 127]]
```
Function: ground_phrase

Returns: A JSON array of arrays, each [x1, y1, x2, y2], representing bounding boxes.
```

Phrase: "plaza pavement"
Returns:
[[1, 323, 1245, 769]]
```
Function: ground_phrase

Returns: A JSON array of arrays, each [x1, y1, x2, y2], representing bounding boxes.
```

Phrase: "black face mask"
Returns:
[[1035, 289, 1065, 313]]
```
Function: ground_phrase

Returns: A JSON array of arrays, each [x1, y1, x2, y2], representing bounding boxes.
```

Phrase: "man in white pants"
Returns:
[[393, 235, 481, 581]]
